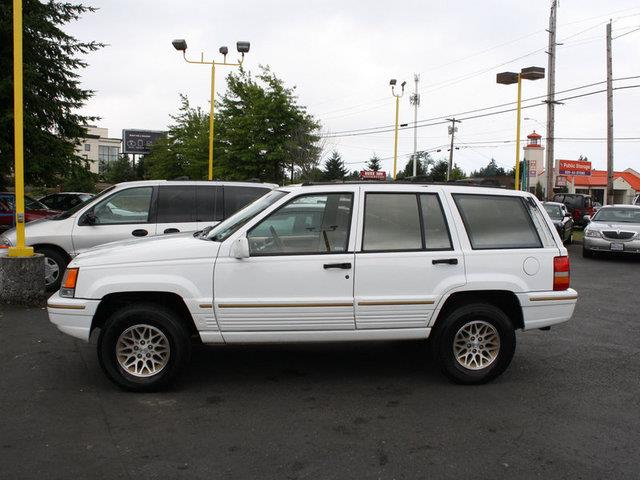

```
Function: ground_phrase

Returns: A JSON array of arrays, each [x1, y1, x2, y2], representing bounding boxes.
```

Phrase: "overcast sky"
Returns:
[[67, 0, 640, 176]]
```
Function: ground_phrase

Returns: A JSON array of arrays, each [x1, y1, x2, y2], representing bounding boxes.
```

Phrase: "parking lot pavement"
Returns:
[[1, 244, 639, 480]]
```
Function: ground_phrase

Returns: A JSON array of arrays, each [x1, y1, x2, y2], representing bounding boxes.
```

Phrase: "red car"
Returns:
[[0, 192, 61, 231]]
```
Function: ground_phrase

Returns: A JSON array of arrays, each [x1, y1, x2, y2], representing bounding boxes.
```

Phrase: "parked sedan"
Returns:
[[0, 192, 61, 232], [543, 201, 573, 244], [39, 192, 93, 212], [583, 205, 640, 258]]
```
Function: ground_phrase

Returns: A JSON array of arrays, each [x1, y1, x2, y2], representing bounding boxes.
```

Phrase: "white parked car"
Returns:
[[0, 180, 276, 291], [46, 183, 577, 390]]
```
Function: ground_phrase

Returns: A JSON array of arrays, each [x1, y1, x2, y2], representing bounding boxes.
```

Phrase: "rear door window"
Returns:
[[363, 193, 422, 251], [419, 194, 452, 250], [453, 194, 542, 249], [223, 186, 270, 218], [156, 186, 197, 223], [196, 185, 223, 222]]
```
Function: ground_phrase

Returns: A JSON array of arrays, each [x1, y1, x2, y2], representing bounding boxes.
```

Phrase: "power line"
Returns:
[[321, 78, 640, 138]]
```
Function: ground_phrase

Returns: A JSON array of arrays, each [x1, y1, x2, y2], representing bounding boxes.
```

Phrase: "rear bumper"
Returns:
[[517, 289, 577, 331], [47, 294, 99, 341]]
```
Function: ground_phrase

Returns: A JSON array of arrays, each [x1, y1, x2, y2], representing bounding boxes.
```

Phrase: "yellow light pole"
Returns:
[[9, 0, 33, 258], [389, 79, 406, 179], [172, 39, 250, 181], [496, 67, 545, 190]]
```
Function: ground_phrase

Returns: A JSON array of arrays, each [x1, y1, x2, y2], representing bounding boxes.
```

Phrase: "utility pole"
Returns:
[[606, 20, 614, 204], [446, 118, 461, 181], [410, 74, 420, 176], [544, 0, 558, 200]]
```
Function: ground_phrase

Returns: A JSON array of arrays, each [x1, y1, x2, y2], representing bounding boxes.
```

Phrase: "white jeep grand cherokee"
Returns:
[[47, 183, 577, 391]]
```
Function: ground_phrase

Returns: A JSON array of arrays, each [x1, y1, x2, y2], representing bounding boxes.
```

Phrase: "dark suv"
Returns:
[[553, 193, 594, 226]]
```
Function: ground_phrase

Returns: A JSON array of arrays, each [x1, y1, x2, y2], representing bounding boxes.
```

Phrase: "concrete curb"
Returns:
[[0, 254, 46, 306]]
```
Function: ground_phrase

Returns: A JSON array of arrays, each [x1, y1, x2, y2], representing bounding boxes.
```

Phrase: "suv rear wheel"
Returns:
[[97, 303, 191, 392], [431, 303, 516, 384]]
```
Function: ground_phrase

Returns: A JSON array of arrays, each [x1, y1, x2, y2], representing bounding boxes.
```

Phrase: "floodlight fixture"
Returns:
[[172, 39, 188, 51], [401, 81, 407, 88], [219, 46, 229, 56], [389, 79, 397, 86], [236, 41, 251, 53], [496, 71, 519, 85], [520, 66, 545, 81]]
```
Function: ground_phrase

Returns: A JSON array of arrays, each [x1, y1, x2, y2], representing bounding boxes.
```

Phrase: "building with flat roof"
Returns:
[[75, 126, 121, 174]]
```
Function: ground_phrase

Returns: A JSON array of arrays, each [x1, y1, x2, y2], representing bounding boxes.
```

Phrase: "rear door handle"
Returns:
[[323, 262, 352, 270], [432, 258, 458, 265], [164, 228, 180, 234], [132, 229, 148, 237]]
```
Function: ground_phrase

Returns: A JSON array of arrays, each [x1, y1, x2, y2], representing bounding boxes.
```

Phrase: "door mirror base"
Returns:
[[231, 237, 250, 259], [80, 210, 97, 225]]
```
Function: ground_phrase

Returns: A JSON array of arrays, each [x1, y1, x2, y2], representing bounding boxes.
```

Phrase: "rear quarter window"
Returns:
[[453, 194, 542, 249]]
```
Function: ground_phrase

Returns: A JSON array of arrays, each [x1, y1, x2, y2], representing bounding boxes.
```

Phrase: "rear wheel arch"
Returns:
[[432, 290, 524, 332], [91, 291, 198, 338]]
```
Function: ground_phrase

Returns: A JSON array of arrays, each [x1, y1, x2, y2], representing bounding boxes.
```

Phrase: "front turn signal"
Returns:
[[60, 268, 79, 298]]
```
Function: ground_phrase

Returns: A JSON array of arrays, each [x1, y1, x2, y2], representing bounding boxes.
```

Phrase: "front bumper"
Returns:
[[517, 289, 578, 331], [47, 294, 100, 341], [583, 236, 640, 254]]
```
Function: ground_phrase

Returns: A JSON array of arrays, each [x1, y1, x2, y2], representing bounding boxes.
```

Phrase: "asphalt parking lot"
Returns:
[[1, 243, 639, 480]]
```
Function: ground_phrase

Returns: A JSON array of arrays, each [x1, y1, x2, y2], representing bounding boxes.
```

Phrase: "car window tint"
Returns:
[[196, 186, 223, 222], [224, 186, 269, 218], [363, 193, 422, 251], [156, 186, 196, 223], [453, 194, 542, 249], [419, 194, 452, 249], [248, 193, 353, 255], [93, 187, 153, 225]]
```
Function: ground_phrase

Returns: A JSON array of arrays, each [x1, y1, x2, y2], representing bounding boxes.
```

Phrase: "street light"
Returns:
[[497, 66, 544, 190], [172, 38, 250, 180], [390, 79, 406, 178]]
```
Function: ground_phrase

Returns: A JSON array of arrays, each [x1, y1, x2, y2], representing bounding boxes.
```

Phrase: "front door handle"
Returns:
[[323, 262, 352, 270], [164, 228, 180, 234], [132, 229, 148, 237], [432, 258, 458, 265]]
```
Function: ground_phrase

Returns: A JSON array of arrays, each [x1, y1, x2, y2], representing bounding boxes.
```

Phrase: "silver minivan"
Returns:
[[0, 180, 276, 290]]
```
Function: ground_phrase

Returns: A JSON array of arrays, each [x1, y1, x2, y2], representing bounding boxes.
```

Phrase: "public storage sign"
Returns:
[[558, 160, 591, 176]]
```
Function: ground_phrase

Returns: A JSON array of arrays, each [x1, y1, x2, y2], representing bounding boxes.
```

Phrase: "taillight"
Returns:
[[553, 256, 570, 291]]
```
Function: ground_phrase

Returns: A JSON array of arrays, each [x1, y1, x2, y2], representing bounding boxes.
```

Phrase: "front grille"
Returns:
[[602, 231, 635, 240]]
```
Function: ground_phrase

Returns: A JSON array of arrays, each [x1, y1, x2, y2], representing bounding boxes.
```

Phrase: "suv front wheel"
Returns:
[[431, 303, 516, 384], [97, 303, 191, 391]]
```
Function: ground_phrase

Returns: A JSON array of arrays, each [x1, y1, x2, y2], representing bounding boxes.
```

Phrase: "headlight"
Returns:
[[585, 229, 601, 238], [0, 235, 12, 247], [60, 268, 79, 298]]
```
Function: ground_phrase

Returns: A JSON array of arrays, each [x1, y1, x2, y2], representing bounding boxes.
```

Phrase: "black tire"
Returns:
[[430, 303, 516, 385], [582, 246, 593, 258], [565, 230, 572, 245], [97, 303, 191, 392], [35, 246, 69, 292]]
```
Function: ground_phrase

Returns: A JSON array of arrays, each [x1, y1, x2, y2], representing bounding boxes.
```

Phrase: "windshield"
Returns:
[[592, 208, 640, 224], [53, 186, 116, 220], [208, 190, 288, 242], [544, 204, 563, 220], [25, 196, 48, 210]]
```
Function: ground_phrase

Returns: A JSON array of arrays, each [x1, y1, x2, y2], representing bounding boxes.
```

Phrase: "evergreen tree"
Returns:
[[470, 158, 507, 177], [366, 154, 382, 172], [101, 154, 138, 184], [396, 151, 434, 179], [430, 160, 449, 181], [450, 163, 466, 180], [323, 151, 348, 180], [0, 1, 104, 185]]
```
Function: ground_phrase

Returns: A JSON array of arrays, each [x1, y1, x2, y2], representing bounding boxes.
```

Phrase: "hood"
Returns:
[[0, 215, 73, 243], [70, 232, 221, 267]]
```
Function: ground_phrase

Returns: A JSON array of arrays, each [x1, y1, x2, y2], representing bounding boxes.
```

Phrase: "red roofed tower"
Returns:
[[523, 131, 544, 191]]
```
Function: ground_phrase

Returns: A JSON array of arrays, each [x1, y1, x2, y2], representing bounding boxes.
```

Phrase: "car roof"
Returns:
[[599, 204, 640, 209], [113, 180, 278, 189], [543, 201, 564, 207], [277, 182, 537, 197]]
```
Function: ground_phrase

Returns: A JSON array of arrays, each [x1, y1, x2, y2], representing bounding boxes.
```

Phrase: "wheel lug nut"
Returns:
[[137, 354, 142, 358], [134, 346, 138, 350], [471, 337, 475, 341], [472, 349, 477, 353], [146, 353, 150, 358], [467, 343, 471, 348]]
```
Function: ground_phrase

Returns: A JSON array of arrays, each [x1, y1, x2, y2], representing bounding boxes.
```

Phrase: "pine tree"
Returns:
[[323, 151, 348, 180], [0, 1, 104, 186], [366, 154, 382, 172]]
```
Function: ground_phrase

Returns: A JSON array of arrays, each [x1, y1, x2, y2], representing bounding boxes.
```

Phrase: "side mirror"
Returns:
[[583, 215, 591, 223], [80, 210, 96, 225], [230, 237, 250, 259]]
